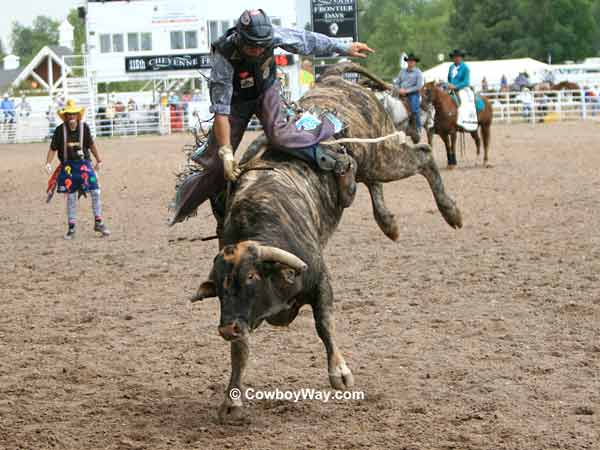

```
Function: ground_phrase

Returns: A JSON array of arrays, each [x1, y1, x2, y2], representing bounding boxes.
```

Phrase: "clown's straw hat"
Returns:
[[58, 99, 86, 121]]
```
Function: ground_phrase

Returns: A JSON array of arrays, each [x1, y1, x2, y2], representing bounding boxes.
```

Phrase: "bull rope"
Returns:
[[320, 130, 406, 146]]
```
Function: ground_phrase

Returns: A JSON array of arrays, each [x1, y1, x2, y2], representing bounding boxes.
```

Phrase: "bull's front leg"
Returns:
[[312, 270, 354, 390], [218, 337, 249, 423]]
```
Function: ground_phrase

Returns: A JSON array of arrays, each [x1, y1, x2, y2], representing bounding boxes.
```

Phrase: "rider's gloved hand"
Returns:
[[218, 145, 241, 181], [45, 163, 53, 174]]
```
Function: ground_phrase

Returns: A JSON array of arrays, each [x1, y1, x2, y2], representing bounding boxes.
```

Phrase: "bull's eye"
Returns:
[[246, 271, 260, 283]]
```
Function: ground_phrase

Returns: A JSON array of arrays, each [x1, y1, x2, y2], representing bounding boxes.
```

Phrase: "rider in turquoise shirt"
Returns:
[[447, 49, 470, 90]]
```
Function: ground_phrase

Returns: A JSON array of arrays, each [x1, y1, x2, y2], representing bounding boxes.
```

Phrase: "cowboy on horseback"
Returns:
[[170, 9, 374, 231], [393, 52, 424, 141], [447, 49, 478, 132]]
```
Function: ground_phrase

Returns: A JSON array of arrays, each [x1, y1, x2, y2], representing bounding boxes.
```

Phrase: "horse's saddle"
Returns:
[[450, 90, 485, 113]]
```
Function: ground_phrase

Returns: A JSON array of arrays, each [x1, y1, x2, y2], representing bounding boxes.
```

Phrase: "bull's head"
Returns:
[[192, 241, 307, 341]]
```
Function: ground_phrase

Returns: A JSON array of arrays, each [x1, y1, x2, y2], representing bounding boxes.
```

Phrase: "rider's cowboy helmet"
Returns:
[[449, 49, 466, 58], [404, 53, 420, 62], [236, 9, 274, 48]]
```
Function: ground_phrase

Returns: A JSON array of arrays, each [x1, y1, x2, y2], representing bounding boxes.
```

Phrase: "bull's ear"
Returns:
[[190, 280, 217, 303]]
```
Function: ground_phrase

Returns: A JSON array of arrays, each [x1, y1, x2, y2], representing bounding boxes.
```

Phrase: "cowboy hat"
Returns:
[[404, 53, 420, 62], [58, 99, 86, 121], [449, 49, 466, 58]]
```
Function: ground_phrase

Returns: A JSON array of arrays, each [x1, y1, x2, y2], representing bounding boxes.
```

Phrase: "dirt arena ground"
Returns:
[[1, 122, 598, 450]]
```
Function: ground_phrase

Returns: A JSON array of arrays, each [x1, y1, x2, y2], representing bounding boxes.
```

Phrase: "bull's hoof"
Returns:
[[218, 398, 245, 424], [329, 363, 354, 390], [441, 203, 463, 229]]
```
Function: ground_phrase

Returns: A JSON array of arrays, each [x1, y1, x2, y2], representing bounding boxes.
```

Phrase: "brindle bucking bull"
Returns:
[[191, 62, 462, 422]]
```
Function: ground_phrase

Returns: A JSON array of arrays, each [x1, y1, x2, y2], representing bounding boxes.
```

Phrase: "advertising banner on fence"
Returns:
[[311, 0, 357, 44], [125, 53, 212, 73]]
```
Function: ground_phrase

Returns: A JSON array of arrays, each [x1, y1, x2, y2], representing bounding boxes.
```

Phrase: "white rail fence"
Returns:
[[0, 107, 191, 144], [482, 89, 600, 124], [2, 89, 599, 144]]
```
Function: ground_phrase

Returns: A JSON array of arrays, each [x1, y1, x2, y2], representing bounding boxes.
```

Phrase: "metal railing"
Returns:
[[0, 107, 192, 144], [481, 89, 600, 123]]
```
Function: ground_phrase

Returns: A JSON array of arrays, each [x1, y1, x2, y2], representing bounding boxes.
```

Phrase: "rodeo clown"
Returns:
[[171, 9, 374, 229], [45, 100, 110, 239]]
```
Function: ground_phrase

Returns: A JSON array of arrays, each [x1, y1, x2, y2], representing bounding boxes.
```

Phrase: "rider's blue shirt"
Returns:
[[448, 62, 470, 90]]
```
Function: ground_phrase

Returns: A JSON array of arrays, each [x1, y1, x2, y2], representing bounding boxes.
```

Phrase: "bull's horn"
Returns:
[[257, 246, 308, 272]]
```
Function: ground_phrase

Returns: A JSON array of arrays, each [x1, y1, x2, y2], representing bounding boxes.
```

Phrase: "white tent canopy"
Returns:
[[423, 58, 551, 90]]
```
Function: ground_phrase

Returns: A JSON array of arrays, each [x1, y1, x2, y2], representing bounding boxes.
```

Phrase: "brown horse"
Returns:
[[421, 82, 493, 168]]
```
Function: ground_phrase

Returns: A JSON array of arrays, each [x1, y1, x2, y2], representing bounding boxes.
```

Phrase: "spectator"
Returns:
[[17, 95, 32, 118], [181, 91, 192, 104], [514, 72, 530, 90], [481, 77, 489, 92], [516, 87, 533, 119], [500, 74, 508, 92], [168, 91, 180, 106], [46, 105, 57, 139], [192, 88, 202, 102], [127, 98, 137, 112], [299, 59, 315, 96], [1, 93, 16, 123]]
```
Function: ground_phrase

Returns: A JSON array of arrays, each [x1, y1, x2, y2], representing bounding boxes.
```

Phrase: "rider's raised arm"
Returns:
[[274, 27, 351, 57]]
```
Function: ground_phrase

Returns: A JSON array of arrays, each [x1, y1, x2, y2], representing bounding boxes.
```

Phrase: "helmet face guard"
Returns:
[[236, 9, 274, 49]]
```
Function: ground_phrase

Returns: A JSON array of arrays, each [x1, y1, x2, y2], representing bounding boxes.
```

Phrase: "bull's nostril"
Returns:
[[232, 323, 241, 334]]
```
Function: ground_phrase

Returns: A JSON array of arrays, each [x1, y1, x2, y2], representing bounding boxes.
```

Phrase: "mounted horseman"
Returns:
[[171, 9, 374, 237], [393, 52, 424, 142], [421, 49, 493, 169]]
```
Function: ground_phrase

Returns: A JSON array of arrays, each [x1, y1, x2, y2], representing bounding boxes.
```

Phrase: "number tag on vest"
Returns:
[[241, 77, 255, 89]]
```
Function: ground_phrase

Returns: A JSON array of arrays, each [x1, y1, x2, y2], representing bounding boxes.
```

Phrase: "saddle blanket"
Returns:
[[457, 88, 478, 132]]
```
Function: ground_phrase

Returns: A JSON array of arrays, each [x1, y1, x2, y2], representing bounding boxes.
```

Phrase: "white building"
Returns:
[[85, 0, 300, 88]]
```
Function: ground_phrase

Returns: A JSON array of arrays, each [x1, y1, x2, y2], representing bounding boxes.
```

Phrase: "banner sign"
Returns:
[[311, 0, 358, 43], [125, 53, 212, 73]]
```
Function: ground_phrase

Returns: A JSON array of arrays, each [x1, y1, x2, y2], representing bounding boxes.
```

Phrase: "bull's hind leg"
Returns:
[[218, 337, 249, 423], [312, 270, 354, 390]]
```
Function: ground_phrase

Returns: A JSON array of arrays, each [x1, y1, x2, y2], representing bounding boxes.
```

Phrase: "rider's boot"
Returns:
[[314, 145, 357, 208]]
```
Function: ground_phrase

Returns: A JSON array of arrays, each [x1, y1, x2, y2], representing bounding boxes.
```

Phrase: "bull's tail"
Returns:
[[320, 62, 394, 92]]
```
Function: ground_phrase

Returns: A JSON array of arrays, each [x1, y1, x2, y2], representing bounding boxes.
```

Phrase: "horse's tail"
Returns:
[[320, 62, 394, 92]]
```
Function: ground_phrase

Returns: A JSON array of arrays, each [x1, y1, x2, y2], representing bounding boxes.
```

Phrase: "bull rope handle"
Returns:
[[320, 130, 406, 146]]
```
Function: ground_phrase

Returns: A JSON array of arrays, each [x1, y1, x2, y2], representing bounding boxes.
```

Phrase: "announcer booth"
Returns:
[[84, 0, 305, 123]]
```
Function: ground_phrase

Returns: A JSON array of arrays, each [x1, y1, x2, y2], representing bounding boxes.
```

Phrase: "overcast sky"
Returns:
[[2, 0, 81, 52]]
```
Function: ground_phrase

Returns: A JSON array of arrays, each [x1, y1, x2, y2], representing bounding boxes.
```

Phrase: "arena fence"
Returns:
[[1, 88, 599, 145], [481, 89, 600, 124]]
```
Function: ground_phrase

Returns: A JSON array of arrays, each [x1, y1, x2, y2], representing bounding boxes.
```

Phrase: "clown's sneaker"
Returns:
[[94, 221, 111, 237], [64, 226, 76, 240]]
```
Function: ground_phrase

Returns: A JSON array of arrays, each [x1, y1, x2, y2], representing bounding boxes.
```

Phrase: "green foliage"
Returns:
[[11, 16, 60, 65], [449, 0, 599, 62], [67, 9, 86, 54], [359, 0, 452, 79], [358, 0, 599, 78], [0, 39, 5, 60]]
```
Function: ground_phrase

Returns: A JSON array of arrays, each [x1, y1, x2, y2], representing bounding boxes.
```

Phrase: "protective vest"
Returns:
[[212, 28, 276, 103]]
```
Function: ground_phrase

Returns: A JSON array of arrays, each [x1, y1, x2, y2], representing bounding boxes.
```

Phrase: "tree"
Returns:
[[449, 0, 598, 62], [10, 16, 60, 65], [0, 38, 6, 61], [359, 0, 451, 79], [68, 8, 86, 53]]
